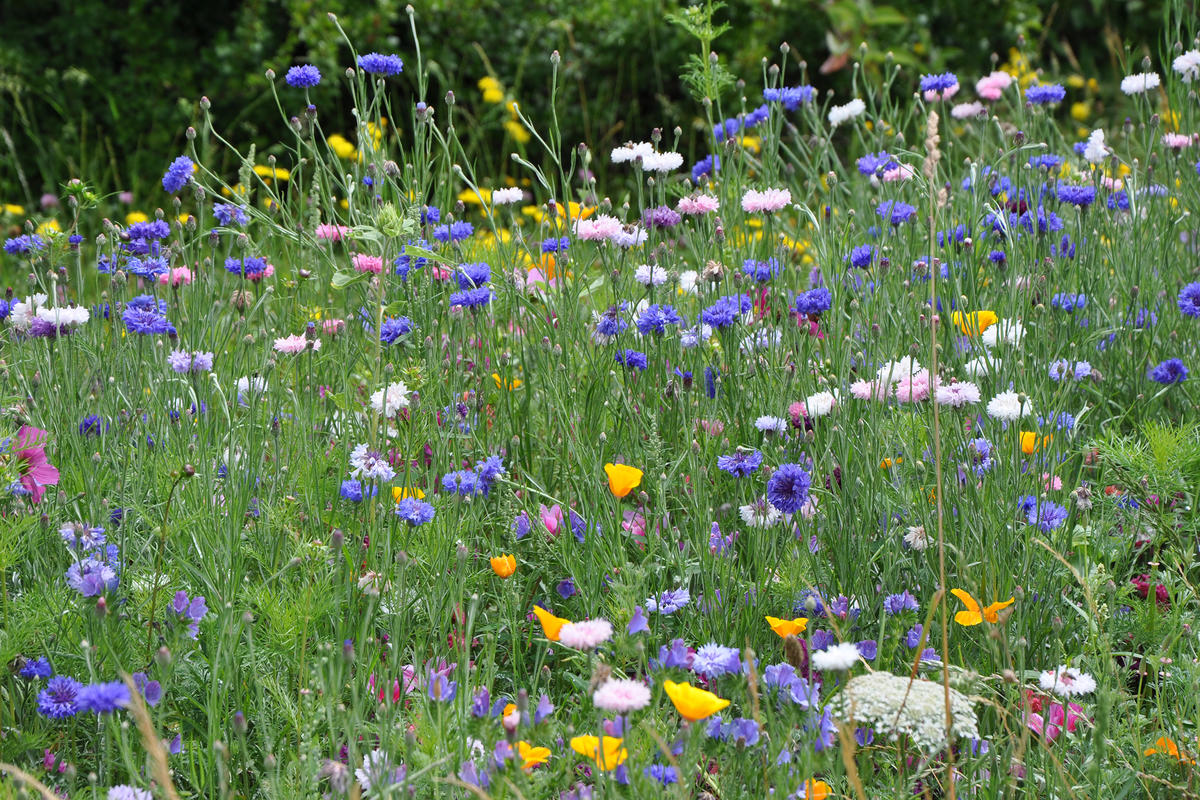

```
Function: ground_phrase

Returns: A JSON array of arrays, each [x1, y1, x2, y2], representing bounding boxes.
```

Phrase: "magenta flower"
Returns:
[[14, 426, 59, 503]]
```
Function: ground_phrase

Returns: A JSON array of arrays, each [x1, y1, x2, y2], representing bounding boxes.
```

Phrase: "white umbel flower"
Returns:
[[811, 641, 862, 671], [835, 671, 979, 752]]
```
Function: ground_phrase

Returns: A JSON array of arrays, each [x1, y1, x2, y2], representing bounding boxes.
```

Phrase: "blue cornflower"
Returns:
[[847, 244, 875, 268], [744, 104, 770, 127], [691, 154, 719, 184], [512, 511, 531, 539], [213, 204, 249, 226], [1107, 191, 1130, 211], [422, 206, 441, 225], [691, 644, 742, 679], [882, 591, 919, 615], [357, 53, 404, 76], [937, 224, 969, 248], [127, 256, 169, 278], [988, 250, 1007, 263], [742, 257, 781, 282], [449, 287, 492, 308], [877, 200, 917, 225], [20, 657, 52, 679], [339, 479, 374, 502], [78, 415, 107, 436], [1049, 359, 1092, 381], [442, 469, 483, 497], [224, 255, 270, 278], [1149, 358, 1188, 384], [1019, 205, 1064, 234], [644, 764, 679, 785], [717, 450, 763, 477], [635, 304, 683, 335], [1028, 154, 1064, 170], [127, 220, 171, 240], [37, 675, 82, 718], [856, 151, 897, 176], [541, 236, 570, 253], [1051, 292, 1087, 312], [595, 303, 628, 338], [476, 455, 506, 489], [766, 463, 811, 514], [1017, 495, 1069, 531], [647, 587, 691, 615], [1057, 185, 1096, 207], [455, 262, 491, 288], [380, 316, 413, 344], [77, 681, 131, 713], [704, 366, 719, 399], [161, 156, 194, 194], [0, 298, 8, 319], [615, 349, 648, 370], [4, 234, 46, 254], [763, 84, 815, 110], [1026, 83, 1066, 104], [1051, 234, 1076, 259], [556, 578, 576, 599], [795, 287, 832, 316], [122, 307, 173, 336], [394, 238, 429, 279], [701, 294, 751, 329], [396, 498, 436, 526], [919, 72, 958, 93], [433, 221, 474, 243], [285, 64, 322, 88], [1177, 282, 1200, 318]]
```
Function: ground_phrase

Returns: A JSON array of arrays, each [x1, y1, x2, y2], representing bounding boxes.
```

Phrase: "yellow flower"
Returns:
[[478, 76, 503, 99], [458, 188, 491, 205], [483, 87, 504, 104], [327, 134, 358, 160], [765, 616, 808, 637], [490, 554, 516, 578], [532, 605, 569, 641], [951, 588, 1014, 626], [604, 463, 643, 499], [492, 373, 523, 391], [663, 680, 730, 722], [739, 135, 761, 153], [951, 310, 998, 336], [365, 118, 388, 148], [3, 203, 25, 215], [1019, 431, 1052, 455], [801, 780, 832, 800], [253, 164, 290, 181], [517, 741, 551, 770], [504, 119, 531, 144], [178, 213, 193, 224], [880, 457, 902, 470], [35, 219, 60, 236], [569, 735, 627, 771], [1070, 102, 1090, 122], [126, 211, 150, 225], [1065, 74, 1086, 89], [391, 487, 425, 502]]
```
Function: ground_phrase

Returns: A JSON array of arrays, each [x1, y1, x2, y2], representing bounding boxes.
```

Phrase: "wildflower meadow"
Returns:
[[3, 4, 1200, 799]]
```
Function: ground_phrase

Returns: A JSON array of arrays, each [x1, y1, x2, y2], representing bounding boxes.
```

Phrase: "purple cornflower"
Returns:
[[1149, 358, 1188, 384], [358, 53, 404, 76], [285, 64, 322, 88], [856, 152, 897, 176], [877, 200, 917, 225], [213, 203, 249, 226], [766, 463, 811, 514], [380, 316, 413, 344], [716, 450, 763, 477], [4, 234, 46, 254], [882, 591, 919, 615], [647, 587, 691, 615], [614, 349, 648, 371], [512, 511, 531, 539], [642, 205, 681, 229], [701, 294, 751, 328], [847, 244, 875, 268], [20, 657, 52, 679]]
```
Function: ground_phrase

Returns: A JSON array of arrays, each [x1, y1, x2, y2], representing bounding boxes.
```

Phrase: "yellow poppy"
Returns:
[[492, 373, 523, 391], [391, 487, 425, 502], [569, 735, 627, 771], [951, 310, 998, 337], [532, 606, 568, 641], [517, 741, 551, 770], [1020, 431, 1052, 455], [604, 463, 643, 499], [458, 188, 491, 205], [490, 554, 516, 578], [766, 616, 808, 637], [951, 588, 1014, 626], [663, 680, 730, 722]]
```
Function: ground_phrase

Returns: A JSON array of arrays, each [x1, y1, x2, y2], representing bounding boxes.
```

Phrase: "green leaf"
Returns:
[[330, 270, 368, 289]]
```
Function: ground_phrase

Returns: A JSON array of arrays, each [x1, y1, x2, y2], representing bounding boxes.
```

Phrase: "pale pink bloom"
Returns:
[[514, 267, 556, 294], [882, 163, 916, 182], [696, 418, 724, 436], [799, 494, 819, 520], [539, 504, 565, 537], [951, 101, 987, 120], [923, 84, 959, 103], [934, 380, 981, 407], [322, 318, 346, 335], [558, 619, 613, 650], [1042, 473, 1063, 491], [1162, 132, 1193, 150], [592, 679, 652, 713], [741, 188, 791, 213], [274, 334, 317, 354], [976, 71, 1013, 101], [316, 223, 350, 241], [677, 194, 720, 215], [575, 214, 623, 241], [352, 253, 384, 274], [157, 266, 193, 286], [895, 369, 934, 403], [1101, 176, 1123, 191], [850, 379, 890, 401], [430, 263, 453, 281]]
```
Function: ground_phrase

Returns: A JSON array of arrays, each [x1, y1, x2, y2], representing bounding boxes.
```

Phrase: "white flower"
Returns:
[[828, 98, 866, 127], [677, 270, 699, 294], [107, 787, 152, 800], [640, 151, 684, 173], [962, 356, 1000, 378], [739, 498, 782, 528], [349, 444, 396, 482], [876, 357, 922, 384], [355, 750, 403, 795], [610, 141, 654, 164], [634, 263, 668, 287], [739, 329, 781, 352], [986, 390, 1031, 421], [934, 381, 981, 407], [1173, 49, 1200, 82], [951, 101, 986, 120], [754, 415, 789, 434], [834, 671, 979, 752], [1083, 129, 1109, 164], [1120, 72, 1161, 95], [235, 375, 266, 400], [370, 381, 410, 417], [805, 390, 838, 417], [36, 305, 91, 327], [7, 293, 48, 331], [492, 186, 523, 205], [812, 641, 862, 671], [904, 525, 930, 551], [981, 319, 1025, 348], [1039, 666, 1097, 698]]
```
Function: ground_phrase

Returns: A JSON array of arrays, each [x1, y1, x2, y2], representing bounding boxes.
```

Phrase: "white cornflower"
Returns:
[[610, 141, 654, 164], [7, 293, 48, 331], [640, 151, 684, 173], [739, 329, 781, 352], [677, 270, 699, 294], [739, 498, 782, 528], [1120, 72, 1161, 95], [370, 381, 410, 417], [805, 390, 838, 417], [235, 375, 267, 402], [754, 415, 789, 434], [36, 305, 91, 327], [981, 319, 1025, 348], [634, 263, 668, 287], [962, 356, 1000, 378], [491, 186, 523, 205], [986, 390, 1031, 421], [834, 671, 979, 753], [355, 750, 404, 795], [1039, 666, 1097, 698], [828, 98, 866, 127], [811, 642, 862, 671], [904, 525, 930, 551], [1083, 129, 1109, 164], [1173, 49, 1200, 82], [876, 357, 922, 384]]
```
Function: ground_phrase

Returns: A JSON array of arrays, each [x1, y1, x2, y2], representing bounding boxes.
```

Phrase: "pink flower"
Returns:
[[14, 426, 59, 503], [741, 188, 792, 213], [882, 164, 915, 182], [575, 214, 623, 241], [316, 223, 350, 241], [539, 504, 565, 537], [559, 618, 614, 650], [157, 266, 193, 286], [622, 510, 647, 542], [695, 419, 725, 436], [431, 264, 453, 281], [322, 319, 345, 335], [246, 263, 275, 282], [934, 380, 981, 407], [788, 401, 807, 425], [677, 194, 720, 215], [1042, 472, 1063, 491], [975, 71, 1013, 101], [1101, 176, 1123, 191], [1162, 132, 1194, 150], [1026, 698, 1086, 743], [850, 379, 890, 401], [951, 101, 987, 119], [923, 84, 960, 103], [273, 334, 317, 354], [895, 369, 934, 403], [352, 253, 384, 274], [592, 679, 651, 712]]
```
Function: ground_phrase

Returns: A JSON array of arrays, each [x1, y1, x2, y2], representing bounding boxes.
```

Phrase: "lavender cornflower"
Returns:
[[716, 450, 763, 477], [285, 64, 322, 88], [642, 205, 681, 229], [212, 203, 249, 226], [766, 463, 812, 514], [646, 587, 691, 615], [77, 681, 131, 713], [161, 156, 194, 194], [358, 53, 404, 76], [691, 644, 743, 679], [171, 590, 209, 638]]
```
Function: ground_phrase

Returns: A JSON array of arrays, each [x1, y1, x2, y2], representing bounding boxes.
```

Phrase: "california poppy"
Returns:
[[663, 680, 730, 722], [569, 735, 627, 771], [604, 463, 643, 498], [952, 310, 998, 336], [766, 616, 809, 637], [1020, 431, 1052, 455], [800, 780, 832, 800], [517, 741, 551, 770], [532, 606, 569, 641], [951, 588, 1014, 625], [490, 554, 516, 578]]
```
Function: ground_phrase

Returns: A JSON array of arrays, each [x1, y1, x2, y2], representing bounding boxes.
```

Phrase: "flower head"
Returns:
[[569, 735, 627, 771], [663, 680, 730, 722], [490, 554, 516, 578], [604, 463, 643, 498], [951, 589, 1014, 625]]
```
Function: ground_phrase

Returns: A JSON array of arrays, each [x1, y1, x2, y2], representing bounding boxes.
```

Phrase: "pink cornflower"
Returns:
[[592, 679, 651, 713], [975, 71, 1013, 101], [13, 426, 60, 503], [951, 101, 986, 120], [273, 334, 318, 354], [559, 619, 614, 650], [895, 369, 934, 403], [787, 401, 807, 426], [1042, 473, 1063, 491], [1101, 175, 1123, 191], [352, 253, 384, 274], [882, 164, 915, 182], [695, 419, 725, 436], [741, 188, 792, 213], [316, 223, 350, 241], [934, 380, 981, 407], [157, 266, 193, 286], [322, 318, 345, 335], [923, 84, 960, 103], [575, 214, 623, 241], [1162, 132, 1194, 150], [850, 379, 890, 401], [677, 194, 719, 215]]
